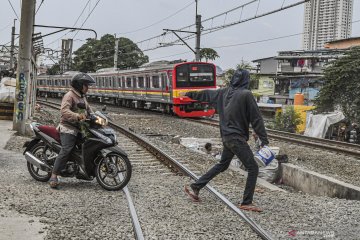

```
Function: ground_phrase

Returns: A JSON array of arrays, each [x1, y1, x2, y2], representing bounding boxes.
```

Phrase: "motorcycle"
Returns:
[[23, 110, 132, 191]]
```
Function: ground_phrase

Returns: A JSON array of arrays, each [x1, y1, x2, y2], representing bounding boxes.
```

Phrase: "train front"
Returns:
[[172, 62, 216, 118]]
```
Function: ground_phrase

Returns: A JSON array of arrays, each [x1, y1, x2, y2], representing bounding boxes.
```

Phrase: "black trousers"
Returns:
[[192, 139, 259, 205], [53, 133, 77, 175]]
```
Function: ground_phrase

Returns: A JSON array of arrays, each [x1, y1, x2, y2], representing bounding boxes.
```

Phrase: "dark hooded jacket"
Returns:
[[185, 69, 269, 145]]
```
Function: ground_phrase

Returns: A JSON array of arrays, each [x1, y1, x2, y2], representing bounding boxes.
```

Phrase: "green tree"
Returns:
[[73, 34, 149, 72], [222, 61, 259, 88], [223, 68, 235, 86], [273, 106, 303, 133], [314, 47, 360, 122], [200, 48, 219, 62], [46, 63, 60, 75]]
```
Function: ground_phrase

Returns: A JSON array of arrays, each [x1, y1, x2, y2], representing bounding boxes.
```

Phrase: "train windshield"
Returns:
[[175, 63, 215, 88]]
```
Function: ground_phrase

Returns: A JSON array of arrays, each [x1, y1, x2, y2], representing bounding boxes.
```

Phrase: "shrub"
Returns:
[[273, 106, 303, 133]]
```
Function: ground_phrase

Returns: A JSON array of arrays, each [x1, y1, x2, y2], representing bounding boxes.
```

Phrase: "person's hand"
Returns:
[[78, 113, 86, 121]]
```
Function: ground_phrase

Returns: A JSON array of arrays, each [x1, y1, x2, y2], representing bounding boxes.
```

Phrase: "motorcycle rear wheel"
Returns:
[[27, 142, 52, 182], [95, 152, 132, 191]]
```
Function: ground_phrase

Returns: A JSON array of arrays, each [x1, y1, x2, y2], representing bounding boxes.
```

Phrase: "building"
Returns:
[[252, 57, 277, 100], [303, 0, 354, 50], [274, 49, 346, 104], [324, 36, 360, 49]]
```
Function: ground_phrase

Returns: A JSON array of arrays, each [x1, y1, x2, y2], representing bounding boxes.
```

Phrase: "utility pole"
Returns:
[[10, 19, 16, 69], [13, 0, 36, 134], [195, 0, 201, 61], [114, 37, 119, 69]]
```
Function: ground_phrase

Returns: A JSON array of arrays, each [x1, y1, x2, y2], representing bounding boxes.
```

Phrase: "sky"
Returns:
[[0, 0, 359, 70]]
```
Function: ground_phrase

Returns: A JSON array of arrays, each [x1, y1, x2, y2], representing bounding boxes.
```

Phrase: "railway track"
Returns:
[[37, 100, 273, 240], [186, 118, 360, 158]]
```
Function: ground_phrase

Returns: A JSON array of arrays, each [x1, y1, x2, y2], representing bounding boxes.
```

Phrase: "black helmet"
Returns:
[[71, 72, 95, 94]]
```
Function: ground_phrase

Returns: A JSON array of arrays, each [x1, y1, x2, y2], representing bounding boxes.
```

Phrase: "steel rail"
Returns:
[[36, 100, 144, 239], [187, 118, 360, 158], [37, 100, 274, 240], [108, 121, 274, 240], [37, 102, 273, 240]]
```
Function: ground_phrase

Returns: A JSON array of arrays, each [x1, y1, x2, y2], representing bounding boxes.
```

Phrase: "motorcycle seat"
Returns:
[[38, 125, 61, 143]]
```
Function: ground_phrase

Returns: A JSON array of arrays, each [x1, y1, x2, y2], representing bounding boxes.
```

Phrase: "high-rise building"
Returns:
[[303, 0, 353, 50]]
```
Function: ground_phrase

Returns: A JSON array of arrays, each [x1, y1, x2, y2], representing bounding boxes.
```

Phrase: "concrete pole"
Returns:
[[114, 38, 119, 69], [10, 19, 16, 70], [195, 14, 201, 62], [194, 0, 201, 62], [13, 0, 36, 134]]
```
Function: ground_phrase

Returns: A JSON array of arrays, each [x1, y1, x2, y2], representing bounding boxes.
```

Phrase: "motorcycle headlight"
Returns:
[[95, 116, 108, 126]]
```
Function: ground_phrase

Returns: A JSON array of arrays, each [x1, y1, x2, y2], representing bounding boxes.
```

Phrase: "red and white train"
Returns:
[[37, 60, 216, 117]]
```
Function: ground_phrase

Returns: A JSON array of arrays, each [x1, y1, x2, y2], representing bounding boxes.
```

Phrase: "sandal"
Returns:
[[184, 185, 201, 202], [239, 204, 263, 212], [49, 177, 59, 189]]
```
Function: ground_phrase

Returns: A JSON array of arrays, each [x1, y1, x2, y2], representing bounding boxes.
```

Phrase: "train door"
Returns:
[[145, 75, 151, 100], [168, 71, 173, 100], [132, 76, 136, 99], [160, 72, 168, 102]]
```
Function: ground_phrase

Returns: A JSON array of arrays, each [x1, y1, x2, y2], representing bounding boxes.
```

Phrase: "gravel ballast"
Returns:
[[5, 99, 360, 239]]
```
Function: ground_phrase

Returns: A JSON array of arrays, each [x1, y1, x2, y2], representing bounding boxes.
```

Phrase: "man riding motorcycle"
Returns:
[[49, 72, 95, 188]]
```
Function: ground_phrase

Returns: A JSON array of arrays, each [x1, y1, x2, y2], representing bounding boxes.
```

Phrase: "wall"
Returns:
[[252, 76, 275, 97]]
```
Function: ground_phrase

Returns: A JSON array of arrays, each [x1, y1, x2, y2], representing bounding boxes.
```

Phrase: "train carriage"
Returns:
[[37, 61, 216, 118]]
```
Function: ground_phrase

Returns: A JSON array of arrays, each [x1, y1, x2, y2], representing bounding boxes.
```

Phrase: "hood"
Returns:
[[230, 69, 250, 90]]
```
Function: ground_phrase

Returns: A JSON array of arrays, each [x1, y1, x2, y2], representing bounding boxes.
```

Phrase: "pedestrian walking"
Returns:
[[184, 69, 269, 212]]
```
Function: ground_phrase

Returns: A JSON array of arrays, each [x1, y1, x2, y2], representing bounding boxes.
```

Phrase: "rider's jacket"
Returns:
[[57, 88, 92, 136]]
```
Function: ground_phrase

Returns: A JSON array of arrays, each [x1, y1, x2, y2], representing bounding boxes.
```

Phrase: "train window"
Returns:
[[109, 77, 112, 87], [175, 64, 215, 87], [126, 77, 132, 88], [55, 80, 58, 86], [152, 75, 160, 88], [176, 65, 187, 82], [161, 73, 167, 90], [133, 76, 137, 88], [189, 64, 214, 82], [168, 72, 173, 82], [122, 76, 125, 88], [62, 80, 65, 86], [102, 77, 105, 87], [105, 77, 109, 88], [138, 76, 144, 88], [145, 76, 150, 88], [111, 76, 115, 88]]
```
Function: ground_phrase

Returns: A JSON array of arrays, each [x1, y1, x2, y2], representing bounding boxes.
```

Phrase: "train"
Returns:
[[37, 60, 217, 117]]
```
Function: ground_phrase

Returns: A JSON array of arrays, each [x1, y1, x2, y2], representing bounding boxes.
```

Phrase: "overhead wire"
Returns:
[[35, 0, 45, 15], [117, 0, 195, 35], [140, 0, 311, 52], [45, 0, 92, 47], [72, 0, 101, 38], [0, 22, 12, 33], [7, 0, 20, 19], [207, 19, 360, 49]]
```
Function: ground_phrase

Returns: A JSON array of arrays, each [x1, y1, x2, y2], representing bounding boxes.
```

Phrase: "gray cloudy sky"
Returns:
[[1, 0, 359, 69]]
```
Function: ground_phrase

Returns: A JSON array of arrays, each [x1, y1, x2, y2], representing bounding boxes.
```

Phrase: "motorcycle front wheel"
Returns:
[[27, 142, 53, 182], [95, 152, 132, 191]]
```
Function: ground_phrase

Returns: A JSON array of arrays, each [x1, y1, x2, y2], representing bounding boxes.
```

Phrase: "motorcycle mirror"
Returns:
[[77, 102, 86, 109]]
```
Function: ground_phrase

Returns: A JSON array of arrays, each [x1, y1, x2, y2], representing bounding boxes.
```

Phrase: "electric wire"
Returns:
[[35, 0, 45, 15], [117, 0, 194, 35], [45, 0, 92, 47], [72, 0, 101, 38], [7, 0, 20, 19], [0, 22, 12, 33]]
